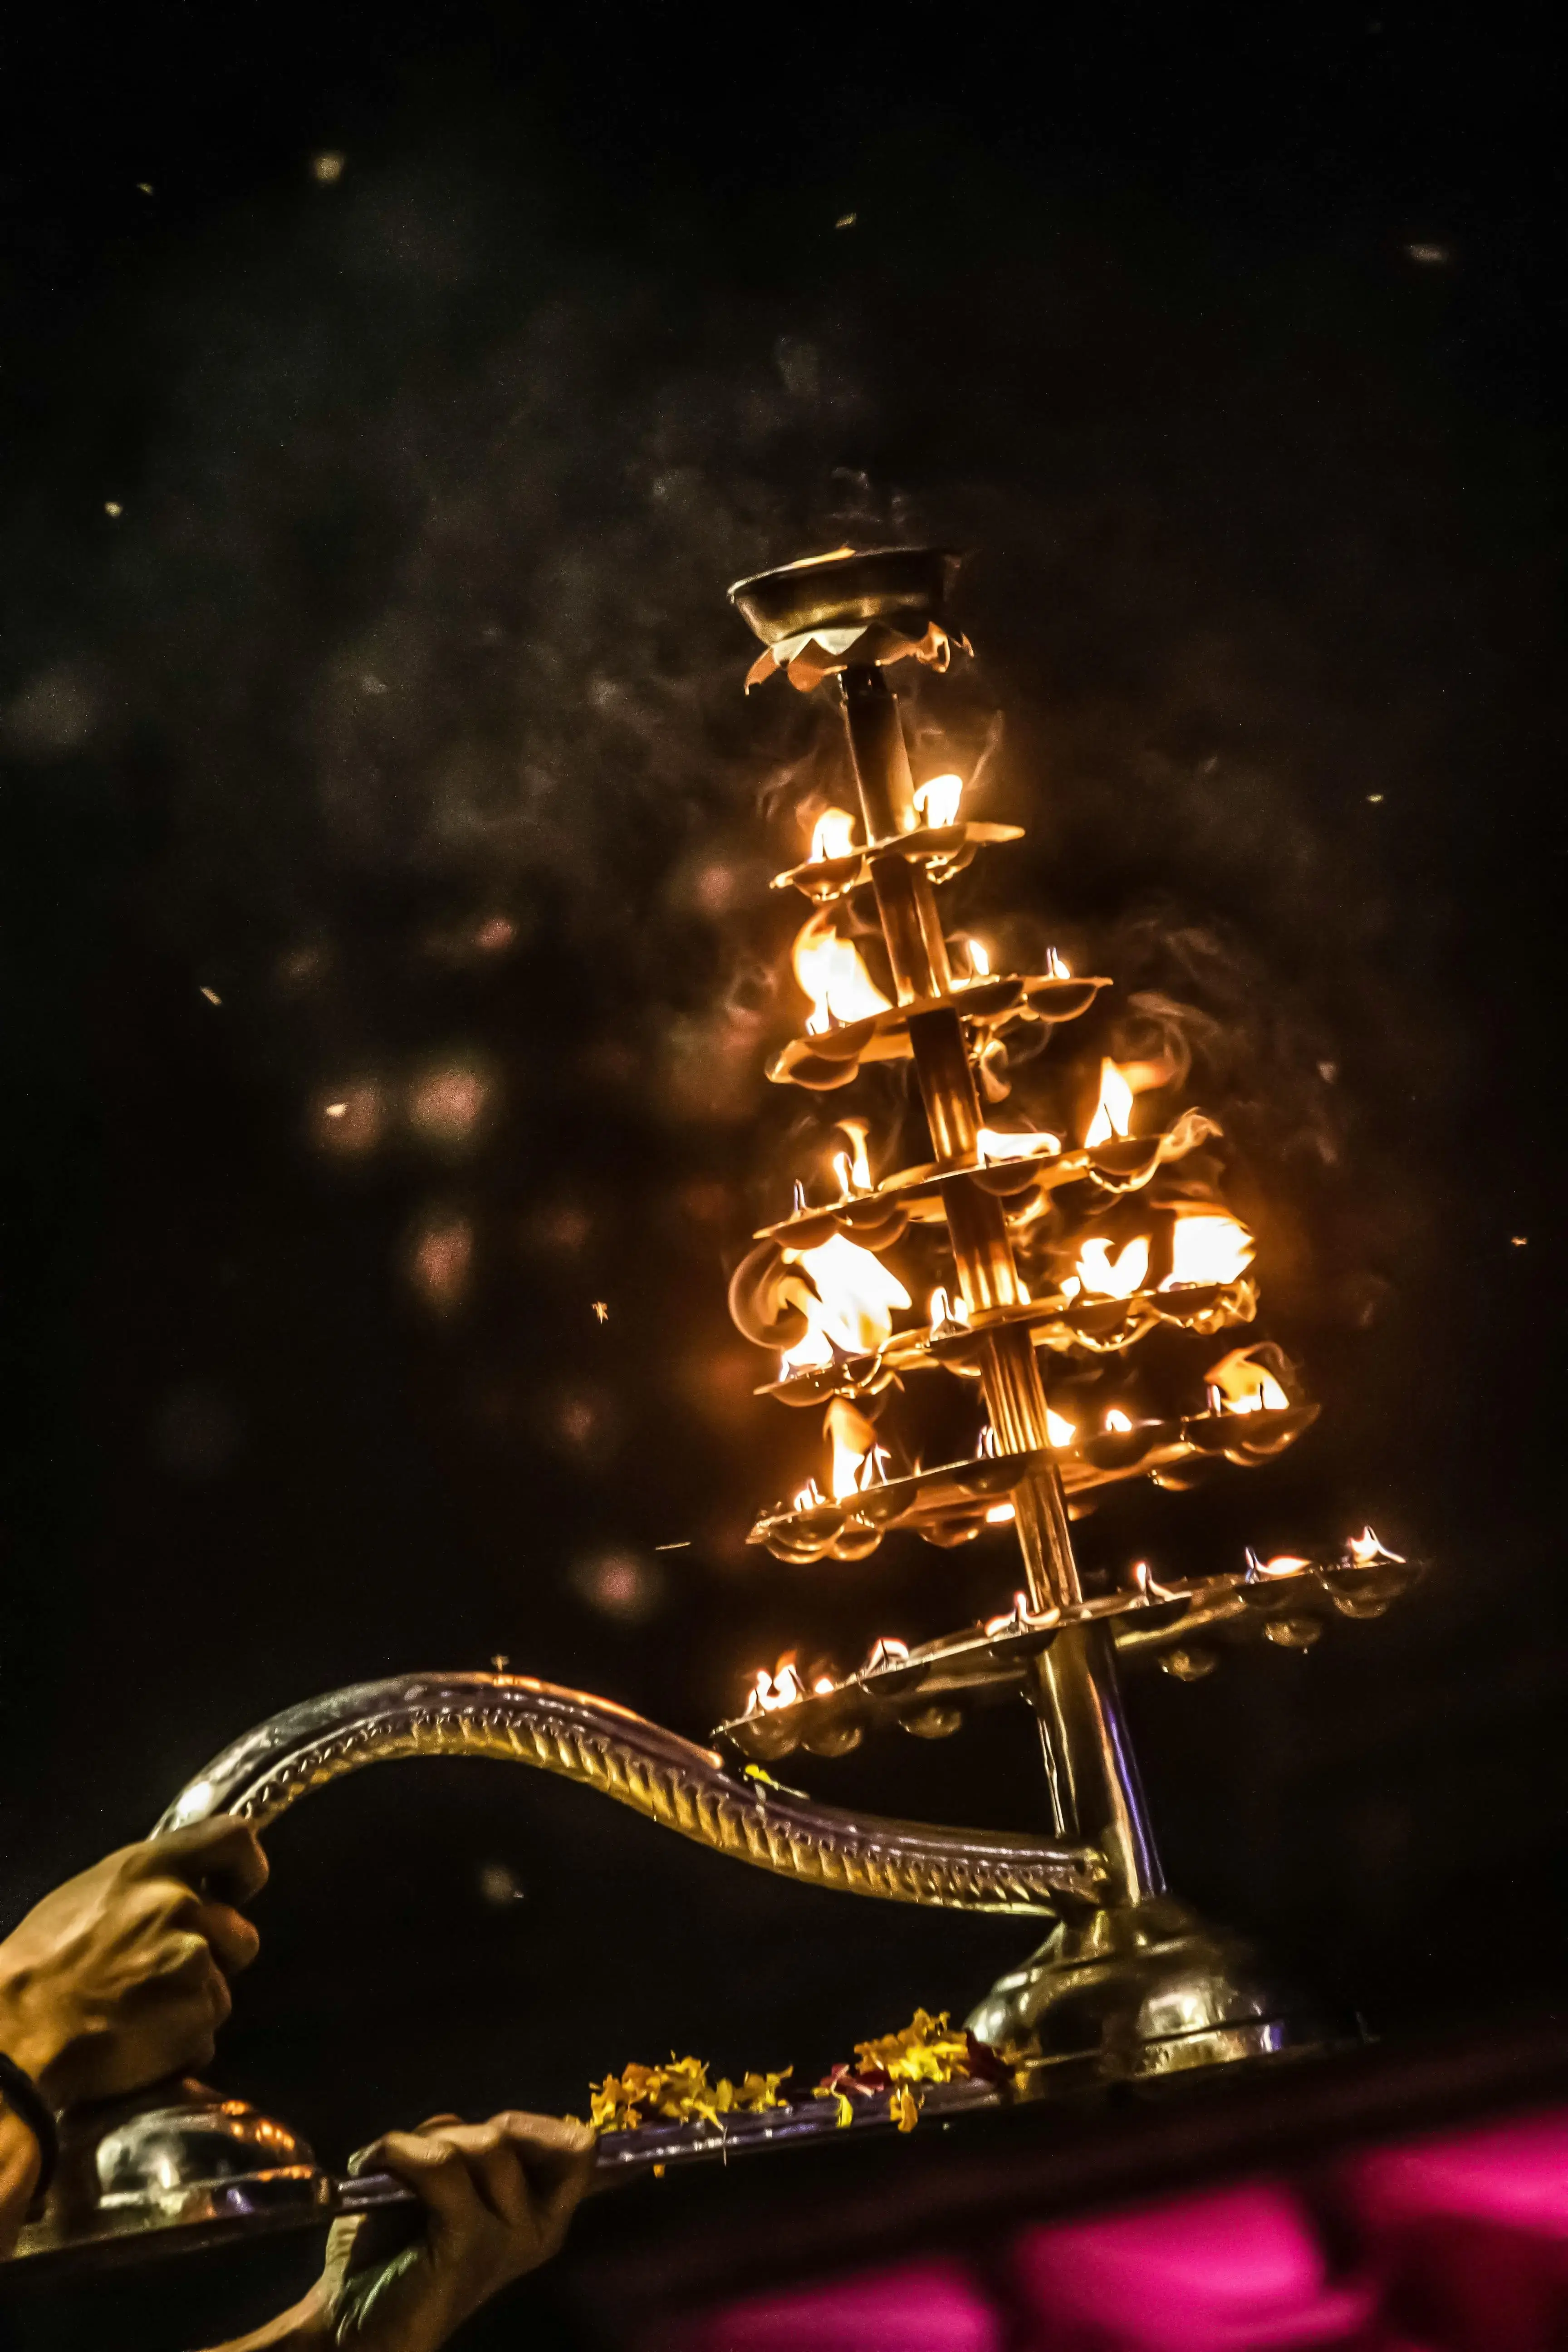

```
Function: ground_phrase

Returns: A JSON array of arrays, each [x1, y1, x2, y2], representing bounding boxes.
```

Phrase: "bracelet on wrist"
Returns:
[[0, 2052, 59, 2205]]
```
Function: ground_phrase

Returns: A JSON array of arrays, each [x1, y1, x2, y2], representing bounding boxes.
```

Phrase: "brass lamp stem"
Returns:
[[838, 666, 1164, 1906]]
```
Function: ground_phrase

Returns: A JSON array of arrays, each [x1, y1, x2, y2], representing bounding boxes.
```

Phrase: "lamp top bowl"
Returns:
[[728, 544, 961, 648]]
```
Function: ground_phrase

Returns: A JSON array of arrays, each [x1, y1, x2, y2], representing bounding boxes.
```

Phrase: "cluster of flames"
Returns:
[[796, 774, 1013, 1034], [790, 1335, 1283, 1509], [771, 767, 1323, 1621], [781, 1047, 1254, 1382], [741, 1530, 1403, 1718]]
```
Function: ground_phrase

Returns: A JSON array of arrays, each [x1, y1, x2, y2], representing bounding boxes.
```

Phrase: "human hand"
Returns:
[[0, 1818, 267, 2108], [309, 2112, 597, 2352]]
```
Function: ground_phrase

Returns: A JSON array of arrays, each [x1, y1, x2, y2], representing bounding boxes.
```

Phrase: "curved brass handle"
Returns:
[[157, 1671, 1105, 1915]]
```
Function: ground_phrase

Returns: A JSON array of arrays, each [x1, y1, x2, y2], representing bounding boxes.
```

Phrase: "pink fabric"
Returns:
[[1012, 2181, 1380, 2349], [644, 2105, 1568, 2351], [1343, 2114, 1568, 2352], [651, 2255, 1000, 2352], [1348, 2112, 1568, 2235]]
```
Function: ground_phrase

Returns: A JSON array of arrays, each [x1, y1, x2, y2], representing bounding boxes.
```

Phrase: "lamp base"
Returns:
[[967, 1896, 1346, 2094]]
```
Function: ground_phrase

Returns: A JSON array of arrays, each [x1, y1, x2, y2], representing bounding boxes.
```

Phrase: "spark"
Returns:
[[652, 1541, 690, 1553], [323, 1102, 348, 1120], [1406, 242, 1449, 265], [1367, 793, 1385, 804], [312, 152, 346, 183], [835, 211, 857, 229], [199, 985, 221, 1006], [104, 501, 122, 518], [592, 1301, 609, 1323], [1511, 1236, 1528, 1248]]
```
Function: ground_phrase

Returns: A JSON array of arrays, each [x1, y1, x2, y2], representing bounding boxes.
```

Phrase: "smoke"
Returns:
[[0, 131, 1475, 1660]]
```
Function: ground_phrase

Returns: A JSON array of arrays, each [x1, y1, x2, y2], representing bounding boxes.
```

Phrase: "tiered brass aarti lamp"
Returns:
[[718, 544, 1416, 2079]]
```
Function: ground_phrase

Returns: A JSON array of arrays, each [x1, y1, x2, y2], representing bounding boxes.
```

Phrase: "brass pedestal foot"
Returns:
[[968, 1896, 1344, 2094]]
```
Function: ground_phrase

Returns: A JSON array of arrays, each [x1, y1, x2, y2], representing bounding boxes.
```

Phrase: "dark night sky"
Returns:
[[1, 3, 1566, 2336]]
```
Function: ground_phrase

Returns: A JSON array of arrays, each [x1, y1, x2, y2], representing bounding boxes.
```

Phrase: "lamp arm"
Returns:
[[157, 1671, 1105, 1916]]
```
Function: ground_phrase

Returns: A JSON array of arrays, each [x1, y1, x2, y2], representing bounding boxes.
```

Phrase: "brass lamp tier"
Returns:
[[716, 1534, 1418, 1761], [772, 816, 1025, 901], [746, 1402, 1319, 1566]]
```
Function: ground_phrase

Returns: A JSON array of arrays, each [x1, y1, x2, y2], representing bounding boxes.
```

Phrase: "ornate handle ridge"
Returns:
[[157, 1671, 1105, 1915]]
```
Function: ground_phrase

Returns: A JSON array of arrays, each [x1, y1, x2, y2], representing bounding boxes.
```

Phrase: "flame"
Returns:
[[978, 1126, 1060, 1162], [1045, 1407, 1076, 1447], [1085, 1059, 1136, 1146], [1205, 1345, 1289, 1415], [1131, 1559, 1182, 1601], [984, 1591, 1030, 1633], [1074, 1235, 1151, 1298], [1084, 1055, 1172, 1145], [864, 1635, 909, 1671], [1105, 1408, 1133, 1433], [1244, 1548, 1312, 1581], [913, 773, 964, 828], [976, 1423, 1001, 1459], [1161, 1215, 1255, 1290], [964, 937, 991, 980], [1047, 948, 1072, 979], [1347, 1525, 1405, 1566], [929, 1285, 971, 1331], [812, 1674, 837, 1696], [791, 1479, 826, 1512], [825, 1396, 884, 1502], [832, 1119, 872, 1194], [780, 1327, 834, 1376], [745, 1661, 805, 1715], [984, 1502, 1016, 1525], [810, 806, 858, 863], [783, 1233, 911, 1371], [793, 910, 892, 1035]]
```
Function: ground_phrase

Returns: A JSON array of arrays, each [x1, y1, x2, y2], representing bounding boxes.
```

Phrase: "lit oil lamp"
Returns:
[[718, 542, 1422, 2080]]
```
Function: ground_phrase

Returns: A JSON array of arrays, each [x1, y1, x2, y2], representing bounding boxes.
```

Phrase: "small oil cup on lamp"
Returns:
[[723, 544, 1416, 2086]]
